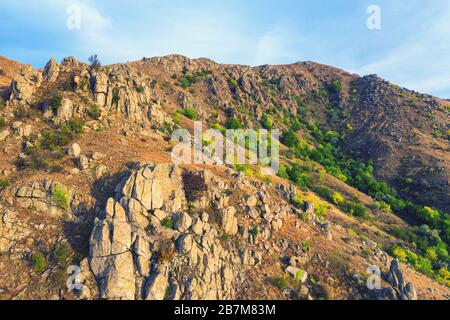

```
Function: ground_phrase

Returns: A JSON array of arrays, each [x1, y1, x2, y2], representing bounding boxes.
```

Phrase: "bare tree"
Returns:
[[88, 54, 101, 70]]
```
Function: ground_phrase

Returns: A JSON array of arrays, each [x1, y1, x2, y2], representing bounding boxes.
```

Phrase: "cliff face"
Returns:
[[0, 55, 449, 300]]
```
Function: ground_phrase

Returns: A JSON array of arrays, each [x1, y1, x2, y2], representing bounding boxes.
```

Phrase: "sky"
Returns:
[[1, 0, 450, 98]]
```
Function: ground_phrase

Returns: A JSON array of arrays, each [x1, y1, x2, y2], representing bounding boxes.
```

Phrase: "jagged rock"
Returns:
[[375, 259, 418, 300], [221, 206, 238, 235], [144, 270, 168, 300], [68, 143, 81, 157], [173, 212, 192, 233], [245, 195, 257, 207], [77, 155, 89, 170], [43, 58, 59, 82], [94, 164, 108, 179], [0, 130, 10, 141], [285, 266, 308, 283]]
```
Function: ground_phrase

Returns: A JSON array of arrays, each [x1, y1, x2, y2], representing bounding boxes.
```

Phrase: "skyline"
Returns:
[[1, 0, 450, 98]]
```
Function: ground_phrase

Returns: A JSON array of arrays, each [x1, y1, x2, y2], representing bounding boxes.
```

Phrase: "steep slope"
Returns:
[[0, 55, 449, 300]]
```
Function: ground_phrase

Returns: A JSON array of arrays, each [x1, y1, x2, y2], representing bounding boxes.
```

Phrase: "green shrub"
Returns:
[[178, 107, 197, 120], [277, 164, 289, 179], [331, 192, 345, 205], [271, 276, 288, 290], [261, 115, 273, 130], [87, 104, 101, 120], [330, 79, 342, 93], [41, 129, 71, 151], [135, 85, 145, 93], [0, 116, 6, 129], [54, 243, 72, 265], [0, 179, 10, 189], [226, 117, 244, 129], [31, 252, 47, 273], [229, 79, 238, 90], [0, 67, 5, 76], [315, 204, 327, 218], [374, 201, 392, 214], [49, 95, 63, 115], [161, 218, 173, 229], [52, 185, 69, 210], [221, 233, 230, 241], [250, 226, 259, 238], [209, 123, 226, 134], [60, 118, 85, 134]]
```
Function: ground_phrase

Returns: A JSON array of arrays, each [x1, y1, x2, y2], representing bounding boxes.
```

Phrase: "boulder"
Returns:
[[173, 212, 192, 233], [68, 143, 81, 157], [221, 207, 238, 235], [144, 271, 168, 300]]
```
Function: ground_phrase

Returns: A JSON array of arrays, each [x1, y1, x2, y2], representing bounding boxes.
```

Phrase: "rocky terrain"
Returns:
[[0, 55, 449, 300]]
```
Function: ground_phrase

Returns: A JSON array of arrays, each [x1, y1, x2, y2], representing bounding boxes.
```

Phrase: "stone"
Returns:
[[152, 209, 168, 221], [190, 218, 204, 236], [43, 58, 59, 82], [177, 234, 193, 253], [245, 195, 258, 207], [221, 206, 238, 235], [92, 152, 106, 161], [0, 130, 10, 141], [173, 212, 192, 233], [94, 164, 108, 179], [68, 143, 81, 157], [285, 266, 308, 283], [144, 271, 168, 300], [77, 155, 89, 170]]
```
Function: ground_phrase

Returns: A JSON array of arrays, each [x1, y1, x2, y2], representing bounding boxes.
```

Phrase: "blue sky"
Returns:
[[1, 0, 450, 98]]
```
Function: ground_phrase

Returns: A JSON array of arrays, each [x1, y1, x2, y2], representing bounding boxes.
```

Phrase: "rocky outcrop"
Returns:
[[87, 164, 240, 300], [12, 180, 92, 218], [375, 259, 418, 300]]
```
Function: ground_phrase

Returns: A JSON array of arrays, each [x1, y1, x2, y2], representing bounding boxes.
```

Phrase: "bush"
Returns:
[[60, 118, 84, 134], [41, 129, 71, 151], [0, 67, 5, 76], [271, 276, 288, 290], [250, 226, 259, 238], [178, 107, 197, 120], [54, 243, 72, 265], [391, 246, 408, 263], [0, 116, 6, 129], [330, 79, 342, 93], [226, 117, 244, 130], [161, 218, 173, 229], [0, 179, 10, 189], [52, 185, 69, 210], [87, 104, 101, 120], [286, 165, 310, 189], [229, 79, 238, 90], [315, 204, 327, 218], [261, 115, 273, 130], [31, 252, 47, 273], [180, 77, 190, 89], [331, 192, 345, 205], [88, 54, 101, 70], [49, 95, 63, 115]]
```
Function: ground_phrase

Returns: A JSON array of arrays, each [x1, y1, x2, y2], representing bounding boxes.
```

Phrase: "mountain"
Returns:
[[0, 55, 448, 300]]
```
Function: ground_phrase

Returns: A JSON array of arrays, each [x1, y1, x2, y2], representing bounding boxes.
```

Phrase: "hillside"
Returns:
[[0, 55, 449, 300]]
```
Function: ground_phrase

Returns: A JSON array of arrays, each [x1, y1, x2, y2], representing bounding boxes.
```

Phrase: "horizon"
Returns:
[[1, 0, 450, 98]]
